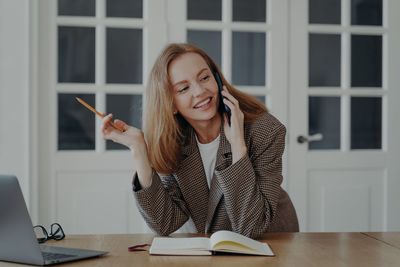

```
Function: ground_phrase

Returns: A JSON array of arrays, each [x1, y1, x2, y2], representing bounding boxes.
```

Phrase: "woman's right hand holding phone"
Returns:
[[101, 114, 153, 188]]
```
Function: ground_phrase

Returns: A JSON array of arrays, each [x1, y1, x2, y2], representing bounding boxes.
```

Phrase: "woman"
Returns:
[[102, 43, 299, 238]]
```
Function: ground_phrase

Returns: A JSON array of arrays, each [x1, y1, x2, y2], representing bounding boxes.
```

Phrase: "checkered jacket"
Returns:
[[133, 112, 299, 238]]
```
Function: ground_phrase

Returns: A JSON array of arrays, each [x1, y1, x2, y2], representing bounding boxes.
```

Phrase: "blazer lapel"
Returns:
[[174, 128, 209, 233], [205, 126, 232, 232]]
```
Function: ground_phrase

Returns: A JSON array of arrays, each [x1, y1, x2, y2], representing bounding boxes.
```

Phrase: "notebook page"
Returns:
[[151, 237, 210, 251], [210, 231, 273, 255]]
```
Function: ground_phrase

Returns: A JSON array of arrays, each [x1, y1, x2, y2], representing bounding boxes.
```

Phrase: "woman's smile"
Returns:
[[193, 97, 213, 110]]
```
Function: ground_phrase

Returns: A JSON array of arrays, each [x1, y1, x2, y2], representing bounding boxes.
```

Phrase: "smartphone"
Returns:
[[214, 72, 231, 126]]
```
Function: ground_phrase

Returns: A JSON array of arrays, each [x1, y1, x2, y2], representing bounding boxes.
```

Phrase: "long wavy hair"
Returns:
[[143, 43, 267, 174]]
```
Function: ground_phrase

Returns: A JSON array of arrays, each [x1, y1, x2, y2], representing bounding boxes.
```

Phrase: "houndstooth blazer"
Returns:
[[132, 112, 299, 239]]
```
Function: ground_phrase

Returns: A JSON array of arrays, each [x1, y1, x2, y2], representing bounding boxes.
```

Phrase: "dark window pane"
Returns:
[[309, 97, 341, 150], [351, 35, 382, 87], [187, 0, 222, 21], [58, 94, 95, 150], [187, 30, 222, 68], [106, 28, 142, 84], [351, 97, 382, 149], [351, 0, 382, 26], [106, 0, 142, 18], [106, 94, 142, 150], [255, 95, 266, 104], [309, 34, 341, 87], [309, 0, 341, 24], [58, 0, 95, 16], [233, 0, 266, 22], [232, 32, 266, 86], [58, 26, 95, 83]]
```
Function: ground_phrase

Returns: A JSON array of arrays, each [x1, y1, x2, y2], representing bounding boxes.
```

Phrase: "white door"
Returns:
[[288, 0, 400, 231], [37, 0, 167, 234]]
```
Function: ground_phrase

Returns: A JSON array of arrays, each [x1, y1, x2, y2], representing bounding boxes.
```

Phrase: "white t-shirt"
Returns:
[[196, 134, 220, 188], [176, 134, 220, 233]]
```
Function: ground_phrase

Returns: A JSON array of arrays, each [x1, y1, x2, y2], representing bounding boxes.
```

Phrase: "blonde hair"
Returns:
[[143, 43, 267, 174]]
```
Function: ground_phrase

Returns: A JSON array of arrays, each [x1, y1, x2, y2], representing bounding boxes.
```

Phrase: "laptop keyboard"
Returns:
[[42, 252, 76, 261]]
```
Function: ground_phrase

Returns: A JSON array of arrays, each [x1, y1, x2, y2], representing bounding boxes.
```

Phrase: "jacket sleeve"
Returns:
[[214, 115, 286, 239], [132, 171, 190, 236]]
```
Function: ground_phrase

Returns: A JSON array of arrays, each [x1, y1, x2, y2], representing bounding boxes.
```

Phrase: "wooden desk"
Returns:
[[1, 233, 400, 267], [363, 232, 400, 249]]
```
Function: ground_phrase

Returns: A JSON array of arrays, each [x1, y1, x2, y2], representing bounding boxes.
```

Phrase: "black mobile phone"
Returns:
[[214, 72, 231, 126]]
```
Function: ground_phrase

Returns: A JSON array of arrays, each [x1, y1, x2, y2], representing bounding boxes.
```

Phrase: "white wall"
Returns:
[[0, 0, 32, 212]]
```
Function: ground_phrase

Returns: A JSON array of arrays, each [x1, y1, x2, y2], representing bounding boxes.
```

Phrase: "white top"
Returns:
[[196, 134, 220, 188], [176, 134, 220, 233]]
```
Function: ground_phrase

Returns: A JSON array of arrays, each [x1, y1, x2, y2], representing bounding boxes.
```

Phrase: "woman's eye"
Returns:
[[201, 75, 210, 81], [178, 86, 189, 93]]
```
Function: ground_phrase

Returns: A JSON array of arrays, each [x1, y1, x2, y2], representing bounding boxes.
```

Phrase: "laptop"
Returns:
[[0, 175, 108, 265]]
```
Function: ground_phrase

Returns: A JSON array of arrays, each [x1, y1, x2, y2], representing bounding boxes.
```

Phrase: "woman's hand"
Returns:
[[221, 87, 247, 163], [102, 114, 153, 188], [101, 114, 148, 156]]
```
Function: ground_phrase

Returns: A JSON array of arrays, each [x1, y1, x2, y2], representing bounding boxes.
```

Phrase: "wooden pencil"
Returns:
[[75, 97, 124, 132]]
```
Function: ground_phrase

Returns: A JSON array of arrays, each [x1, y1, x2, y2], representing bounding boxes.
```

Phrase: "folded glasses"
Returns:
[[33, 223, 65, 244]]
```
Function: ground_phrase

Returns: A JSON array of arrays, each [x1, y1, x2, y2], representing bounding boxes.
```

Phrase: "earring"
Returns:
[[173, 111, 178, 115]]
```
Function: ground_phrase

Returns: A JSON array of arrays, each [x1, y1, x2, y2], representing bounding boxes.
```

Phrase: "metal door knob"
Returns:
[[297, 133, 323, 144]]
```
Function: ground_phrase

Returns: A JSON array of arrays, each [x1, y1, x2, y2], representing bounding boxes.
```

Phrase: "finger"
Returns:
[[223, 98, 244, 125], [107, 130, 120, 143], [224, 113, 230, 128], [114, 119, 129, 132], [223, 98, 236, 111], [101, 124, 113, 138], [221, 89, 239, 106], [101, 114, 115, 135], [101, 113, 113, 127]]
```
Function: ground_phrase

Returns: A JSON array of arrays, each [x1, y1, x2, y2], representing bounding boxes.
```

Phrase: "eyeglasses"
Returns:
[[33, 223, 65, 244]]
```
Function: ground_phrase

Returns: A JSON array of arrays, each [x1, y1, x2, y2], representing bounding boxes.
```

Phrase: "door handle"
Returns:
[[297, 133, 323, 144]]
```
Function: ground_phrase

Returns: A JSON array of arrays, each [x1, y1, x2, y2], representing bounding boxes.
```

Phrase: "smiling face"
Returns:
[[169, 52, 221, 128]]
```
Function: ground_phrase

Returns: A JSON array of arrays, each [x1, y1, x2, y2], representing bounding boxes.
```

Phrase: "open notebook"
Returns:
[[149, 230, 274, 256]]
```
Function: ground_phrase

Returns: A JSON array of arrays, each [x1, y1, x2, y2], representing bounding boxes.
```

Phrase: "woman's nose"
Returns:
[[192, 82, 206, 97]]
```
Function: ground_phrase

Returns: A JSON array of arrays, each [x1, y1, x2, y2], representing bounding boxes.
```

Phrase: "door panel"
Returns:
[[289, 0, 400, 232], [56, 171, 148, 234], [307, 169, 384, 231]]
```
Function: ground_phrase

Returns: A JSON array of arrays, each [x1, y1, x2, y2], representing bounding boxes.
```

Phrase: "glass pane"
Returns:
[[58, 26, 95, 83], [106, 94, 142, 150], [187, 0, 222, 21], [106, 0, 142, 18], [309, 0, 341, 24], [106, 28, 142, 84], [232, 32, 266, 86], [58, 0, 95, 16], [232, 0, 266, 22], [351, 97, 382, 149], [309, 97, 341, 150], [309, 34, 341, 87], [351, 35, 382, 87], [187, 30, 222, 68], [255, 95, 266, 104], [351, 0, 382, 26], [58, 94, 95, 150]]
